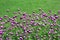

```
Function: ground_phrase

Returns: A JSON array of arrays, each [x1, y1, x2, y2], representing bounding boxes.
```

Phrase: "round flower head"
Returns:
[[0, 25, 4, 29], [11, 21, 16, 26], [48, 29, 54, 34], [0, 17, 2, 21], [55, 16, 59, 19], [0, 37, 3, 40], [4, 15, 8, 18], [42, 13, 47, 17], [30, 20, 35, 24], [21, 13, 27, 20], [23, 12, 27, 16], [50, 16, 56, 21], [27, 30, 32, 33], [0, 22, 5, 25], [13, 16, 17, 19], [34, 23, 38, 26], [6, 37, 10, 40], [0, 30, 3, 35], [20, 37, 23, 40]]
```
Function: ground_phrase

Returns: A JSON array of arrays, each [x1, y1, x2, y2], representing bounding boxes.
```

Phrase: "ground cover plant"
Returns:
[[0, 0, 60, 40], [0, 8, 60, 40]]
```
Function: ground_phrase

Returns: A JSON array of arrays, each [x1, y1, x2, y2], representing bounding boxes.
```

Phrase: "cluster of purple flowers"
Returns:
[[0, 8, 60, 40]]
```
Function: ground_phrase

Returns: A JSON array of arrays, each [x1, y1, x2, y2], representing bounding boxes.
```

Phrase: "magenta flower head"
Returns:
[[22, 14, 27, 19], [0, 37, 3, 40], [4, 15, 8, 18], [55, 16, 59, 19], [0, 25, 4, 29], [34, 23, 38, 26], [48, 29, 54, 34], [6, 37, 10, 40], [50, 16, 56, 21], [9, 18, 14, 21], [13, 16, 17, 19], [0, 22, 5, 25], [20, 37, 23, 40], [27, 30, 32, 33], [23, 13, 27, 16], [54, 14, 59, 19], [0, 17, 2, 21], [42, 13, 47, 17], [0, 29, 3, 35], [11, 21, 16, 26], [30, 20, 35, 24], [41, 13, 47, 18]]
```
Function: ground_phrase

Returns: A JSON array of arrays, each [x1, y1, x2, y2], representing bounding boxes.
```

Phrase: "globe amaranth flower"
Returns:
[[0, 30, 4, 35], [0, 17, 3, 21]]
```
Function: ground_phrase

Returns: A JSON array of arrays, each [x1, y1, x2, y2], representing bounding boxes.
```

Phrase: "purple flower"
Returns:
[[0, 30, 3, 35], [34, 23, 38, 26], [23, 27, 26, 30], [6, 37, 10, 40], [50, 16, 56, 22], [19, 37, 23, 40], [4, 15, 8, 18], [13, 16, 17, 19], [0, 25, 4, 29], [21, 13, 27, 19], [30, 20, 34, 24], [0, 22, 5, 25], [23, 13, 27, 16], [22, 15, 27, 20], [9, 18, 14, 22], [0, 38, 3, 40], [55, 16, 58, 19], [11, 21, 16, 25], [8, 27, 13, 30], [27, 30, 32, 33], [48, 29, 54, 34], [0, 17, 2, 21], [41, 13, 47, 18]]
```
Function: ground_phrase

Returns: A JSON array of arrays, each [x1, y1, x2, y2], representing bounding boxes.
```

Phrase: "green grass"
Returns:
[[0, 0, 60, 17]]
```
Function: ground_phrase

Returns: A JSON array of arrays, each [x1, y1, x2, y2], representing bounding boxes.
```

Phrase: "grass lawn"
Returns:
[[0, 0, 60, 16], [0, 0, 60, 40]]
